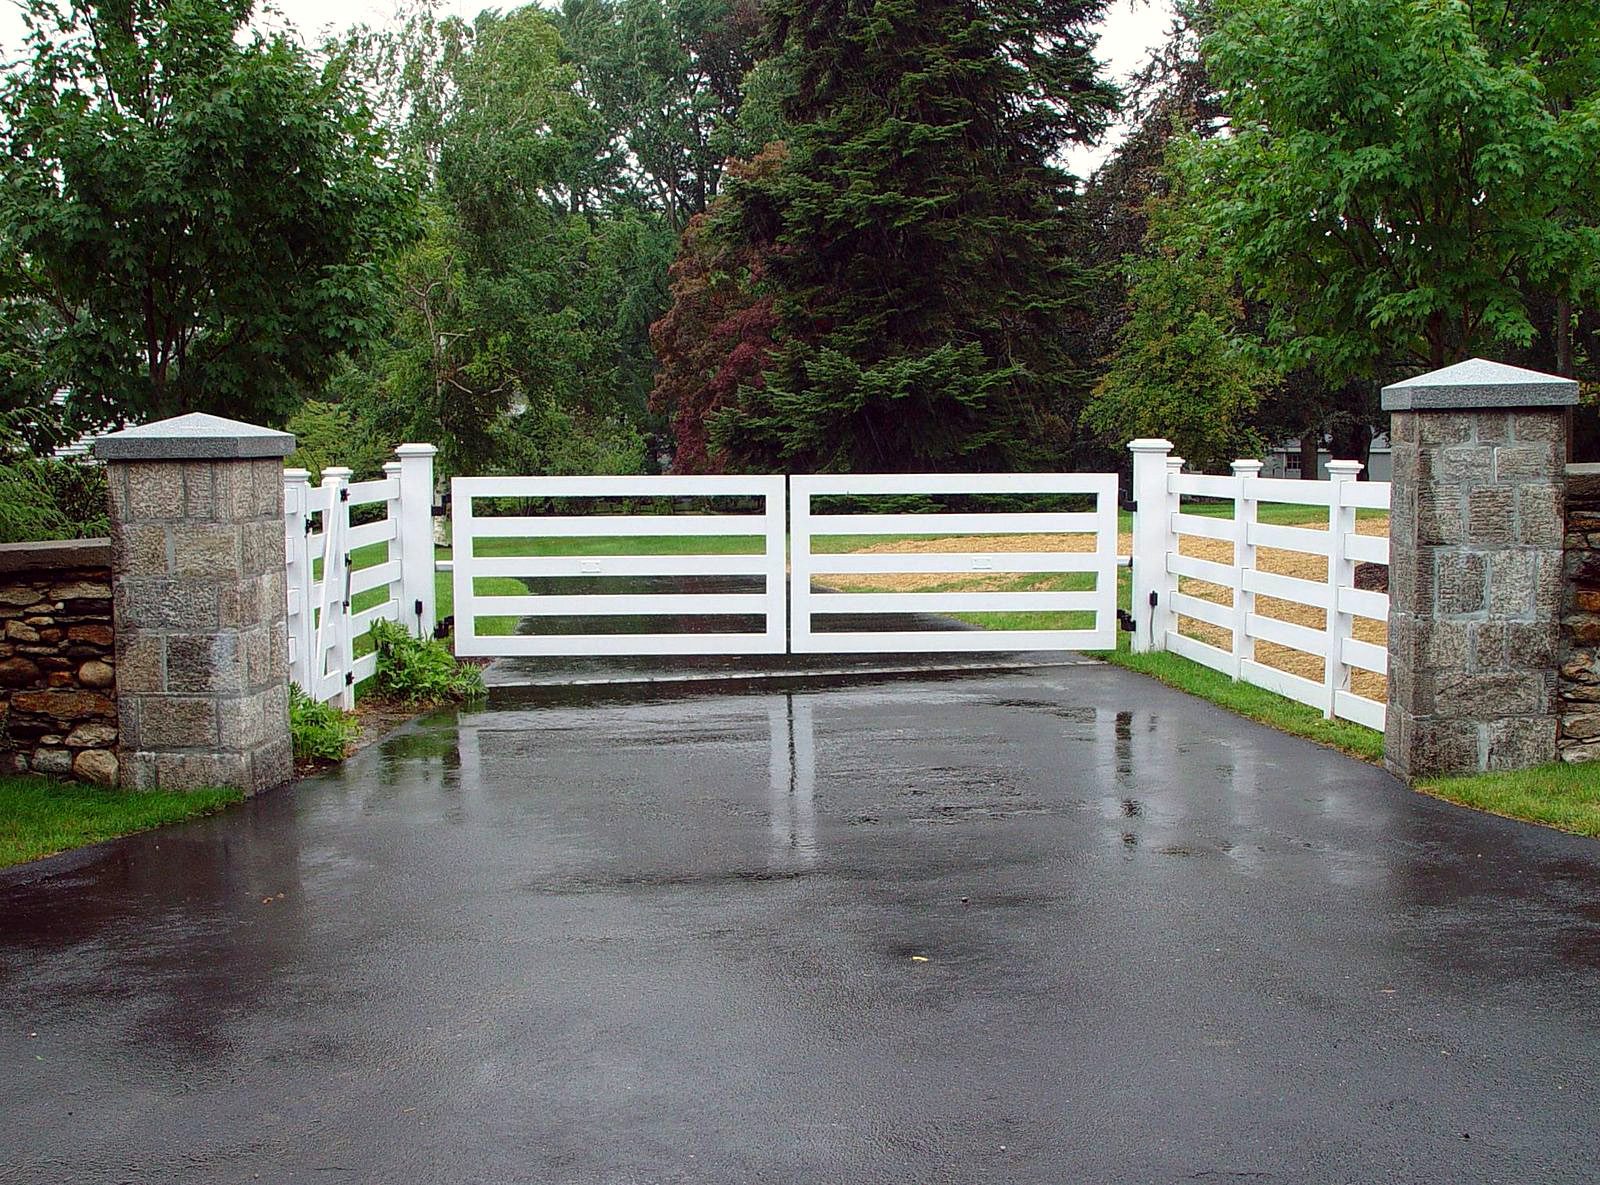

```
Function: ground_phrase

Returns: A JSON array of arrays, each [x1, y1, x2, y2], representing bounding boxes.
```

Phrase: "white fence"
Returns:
[[447, 475, 787, 657], [284, 445, 437, 707], [791, 472, 1120, 652], [1129, 439, 1391, 730]]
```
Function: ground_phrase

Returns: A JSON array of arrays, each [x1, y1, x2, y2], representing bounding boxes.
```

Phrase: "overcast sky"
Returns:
[[1, 0, 1175, 176]]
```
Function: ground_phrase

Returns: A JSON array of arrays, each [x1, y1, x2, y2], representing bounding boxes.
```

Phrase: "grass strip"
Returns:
[[0, 777, 243, 868], [1416, 763, 1600, 839], [1095, 645, 1386, 763]]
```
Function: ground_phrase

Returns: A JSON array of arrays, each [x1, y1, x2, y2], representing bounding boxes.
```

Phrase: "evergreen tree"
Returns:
[[696, 0, 1115, 472]]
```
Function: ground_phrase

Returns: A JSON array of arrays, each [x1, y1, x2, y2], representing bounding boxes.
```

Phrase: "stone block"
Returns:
[[172, 525, 241, 578], [1486, 717, 1558, 770], [250, 734, 294, 792], [4, 620, 39, 643], [1562, 713, 1600, 741], [137, 696, 218, 748], [11, 689, 115, 720], [165, 633, 246, 694], [72, 748, 118, 786], [114, 579, 218, 631], [1504, 621, 1559, 667], [31, 747, 72, 776], [1390, 413, 1418, 444], [1513, 411, 1565, 442], [1418, 414, 1473, 445], [1475, 412, 1512, 443], [1417, 485, 1465, 546], [151, 750, 248, 792], [1487, 552, 1537, 617], [65, 722, 117, 748], [1437, 445, 1493, 481], [77, 660, 114, 689], [1495, 444, 1558, 481], [216, 691, 268, 750], [125, 462, 187, 521], [1435, 671, 1549, 717], [252, 459, 286, 518], [115, 634, 164, 695], [240, 520, 282, 577], [1466, 486, 1514, 544], [1518, 484, 1563, 546], [0, 657, 40, 687], [1434, 552, 1485, 615], [50, 579, 110, 601], [182, 462, 216, 519], [67, 624, 114, 647], [1399, 719, 1480, 778]]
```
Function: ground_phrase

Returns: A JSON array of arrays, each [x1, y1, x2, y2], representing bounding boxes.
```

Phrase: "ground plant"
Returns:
[[289, 685, 360, 761], [368, 618, 487, 703]]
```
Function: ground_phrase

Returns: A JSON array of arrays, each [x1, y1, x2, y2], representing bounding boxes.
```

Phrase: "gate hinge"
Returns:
[[1149, 591, 1159, 608], [339, 488, 350, 503], [345, 672, 354, 686]]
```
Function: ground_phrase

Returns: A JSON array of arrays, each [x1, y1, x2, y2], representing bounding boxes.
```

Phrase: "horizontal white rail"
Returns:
[[467, 553, 768, 578], [807, 511, 1099, 537], [1172, 512, 1233, 541], [809, 591, 1100, 615], [468, 514, 768, 539], [468, 593, 768, 617], [809, 551, 1103, 575]]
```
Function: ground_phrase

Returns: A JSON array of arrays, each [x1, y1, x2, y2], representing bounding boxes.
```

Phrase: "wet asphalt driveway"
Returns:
[[4, 663, 1600, 1184]]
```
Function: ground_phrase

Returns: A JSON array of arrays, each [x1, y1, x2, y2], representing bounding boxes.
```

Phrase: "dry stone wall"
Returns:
[[0, 541, 118, 785], [1559, 474, 1600, 761]]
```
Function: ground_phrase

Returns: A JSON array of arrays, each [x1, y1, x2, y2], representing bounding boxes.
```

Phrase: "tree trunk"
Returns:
[[1298, 429, 1320, 481], [1557, 297, 1574, 377]]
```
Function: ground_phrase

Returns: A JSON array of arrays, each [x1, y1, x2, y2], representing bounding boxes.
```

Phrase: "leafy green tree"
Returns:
[[1086, 195, 1272, 472], [1186, 0, 1600, 377], [556, 0, 763, 230], [0, 0, 416, 429], [695, 0, 1117, 472]]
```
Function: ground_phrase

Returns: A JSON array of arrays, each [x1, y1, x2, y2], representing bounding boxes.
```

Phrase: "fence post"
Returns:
[[1230, 459, 1264, 680], [394, 444, 438, 639], [1324, 461, 1363, 720], [1129, 439, 1175, 654], [95, 414, 296, 794], [282, 468, 315, 693], [1384, 359, 1575, 777], [316, 467, 354, 710]]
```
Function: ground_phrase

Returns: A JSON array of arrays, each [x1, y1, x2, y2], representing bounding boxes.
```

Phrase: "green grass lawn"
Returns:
[[0, 777, 243, 868], [1417, 763, 1600, 839]]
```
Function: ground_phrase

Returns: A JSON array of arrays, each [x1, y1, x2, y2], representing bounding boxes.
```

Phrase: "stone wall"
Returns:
[[0, 540, 118, 785], [1558, 472, 1600, 761]]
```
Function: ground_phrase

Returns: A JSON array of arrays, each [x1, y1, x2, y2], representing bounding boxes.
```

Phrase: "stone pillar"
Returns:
[[1383, 359, 1577, 779], [95, 414, 296, 794]]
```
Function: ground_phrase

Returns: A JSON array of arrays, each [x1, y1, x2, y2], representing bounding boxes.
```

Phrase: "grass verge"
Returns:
[[1095, 644, 1386, 763], [0, 777, 243, 868], [1416, 764, 1600, 839]]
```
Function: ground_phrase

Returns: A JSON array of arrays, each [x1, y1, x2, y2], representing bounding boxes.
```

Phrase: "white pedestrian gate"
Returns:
[[448, 472, 1121, 657]]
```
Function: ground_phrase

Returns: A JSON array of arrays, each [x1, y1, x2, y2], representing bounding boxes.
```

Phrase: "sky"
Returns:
[[0, 0, 1176, 175]]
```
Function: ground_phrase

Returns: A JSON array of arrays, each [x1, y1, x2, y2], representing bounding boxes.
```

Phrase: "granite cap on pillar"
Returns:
[[93, 413, 296, 462], [1380, 358, 1579, 412]]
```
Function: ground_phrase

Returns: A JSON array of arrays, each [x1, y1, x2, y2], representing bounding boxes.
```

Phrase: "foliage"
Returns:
[[289, 685, 359, 761], [555, 0, 764, 231], [285, 401, 392, 483], [340, 4, 687, 476], [0, 412, 107, 542], [368, 618, 486, 703], [0, 775, 242, 868], [1185, 0, 1600, 376], [648, 146, 783, 472], [1086, 191, 1273, 471], [0, 0, 418, 430], [662, 0, 1118, 473]]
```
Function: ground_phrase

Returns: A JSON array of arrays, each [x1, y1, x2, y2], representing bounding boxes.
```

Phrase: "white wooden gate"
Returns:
[[448, 472, 1122, 657], [790, 473, 1121, 652], [449, 475, 788, 657]]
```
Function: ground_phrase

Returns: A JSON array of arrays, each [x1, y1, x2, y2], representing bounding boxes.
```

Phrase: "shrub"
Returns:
[[368, 618, 486, 703], [289, 685, 359, 761]]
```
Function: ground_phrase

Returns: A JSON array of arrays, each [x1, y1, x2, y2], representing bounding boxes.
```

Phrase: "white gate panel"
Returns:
[[791, 473, 1120, 653], [450, 475, 787, 657]]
